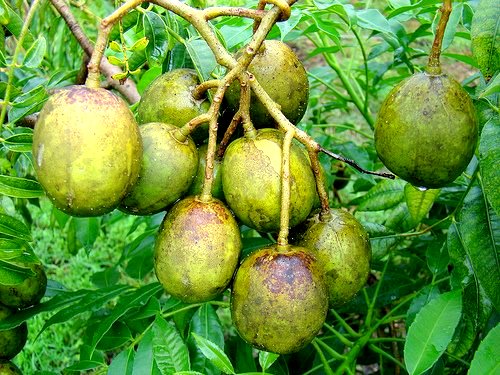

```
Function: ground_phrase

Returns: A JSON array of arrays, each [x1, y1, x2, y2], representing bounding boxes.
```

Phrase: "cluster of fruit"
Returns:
[[0, 264, 47, 374], [31, 40, 372, 354]]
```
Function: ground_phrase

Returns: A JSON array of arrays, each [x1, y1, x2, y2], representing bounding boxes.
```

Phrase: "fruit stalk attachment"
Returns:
[[277, 130, 295, 249], [427, 0, 452, 75]]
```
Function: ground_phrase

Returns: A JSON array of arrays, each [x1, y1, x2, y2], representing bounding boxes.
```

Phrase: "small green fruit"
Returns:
[[224, 40, 309, 127], [293, 209, 371, 307], [0, 264, 47, 309], [137, 69, 210, 143], [154, 196, 241, 303], [221, 129, 316, 232], [120, 123, 198, 215], [187, 144, 224, 201], [0, 305, 27, 360], [374, 73, 478, 188], [231, 244, 328, 354], [32, 85, 142, 216], [0, 360, 23, 375]]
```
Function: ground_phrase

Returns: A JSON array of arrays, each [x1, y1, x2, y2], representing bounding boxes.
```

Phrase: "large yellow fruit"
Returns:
[[32, 86, 142, 216]]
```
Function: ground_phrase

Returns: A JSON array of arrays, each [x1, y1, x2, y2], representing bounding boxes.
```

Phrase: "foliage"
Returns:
[[0, 0, 499, 374]]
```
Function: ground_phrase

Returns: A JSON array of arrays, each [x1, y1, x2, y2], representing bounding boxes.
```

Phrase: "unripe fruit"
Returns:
[[32, 86, 142, 216], [0, 360, 23, 375], [137, 69, 210, 144], [154, 196, 241, 303], [120, 123, 198, 215], [293, 209, 372, 307], [0, 305, 27, 360], [374, 73, 478, 188], [224, 40, 309, 127], [0, 264, 47, 309], [222, 129, 316, 232], [231, 245, 328, 354]]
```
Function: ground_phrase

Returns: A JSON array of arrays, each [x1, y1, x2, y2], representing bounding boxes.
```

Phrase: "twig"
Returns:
[[427, 0, 452, 75], [49, 0, 140, 103]]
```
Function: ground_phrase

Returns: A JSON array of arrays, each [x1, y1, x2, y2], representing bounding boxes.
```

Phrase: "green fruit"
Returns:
[[293, 209, 371, 307], [221, 129, 316, 232], [0, 264, 47, 309], [187, 144, 224, 201], [0, 361, 23, 375], [120, 123, 198, 215], [231, 244, 328, 354], [374, 73, 478, 188], [471, 0, 499, 81], [137, 69, 211, 144], [154, 196, 241, 303], [224, 40, 309, 127], [32, 85, 142, 216], [0, 305, 27, 360]]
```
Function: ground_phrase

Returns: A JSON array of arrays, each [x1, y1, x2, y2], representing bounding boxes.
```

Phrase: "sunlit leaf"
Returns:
[[468, 324, 500, 374], [2, 132, 33, 153], [479, 117, 500, 214], [23, 36, 46, 68], [0, 213, 31, 241], [152, 315, 190, 374], [143, 11, 169, 67], [404, 183, 440, 224], [108, 348, 135, 375], [191, 333, 235, 374], [404, 290, 462, 375]]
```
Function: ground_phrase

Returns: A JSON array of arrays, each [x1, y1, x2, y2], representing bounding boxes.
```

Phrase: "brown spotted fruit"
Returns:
[[0, 263, 47, 309], [120, 123, 198, 215], [154, 196, 241, 303], [293, 209, 371, 307], [137, 69, 210, 144], [224, 40, 309, 127], [32, 86, 142, 216], [231, 244, 328, 354], [0, 361, 23, 375], [374, 72, 478, 188], [0, 304, 27, 360], [221, 129, 316, 232]]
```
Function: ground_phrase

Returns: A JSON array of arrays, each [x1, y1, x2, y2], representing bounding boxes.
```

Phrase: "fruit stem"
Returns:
[[0, 0, 42, 126], [253, 0, 291, 32], [277, 130, 295, 249], [307, 149, 331, 219], [86, 0, 143, 88], [426, 0, 452, 75]]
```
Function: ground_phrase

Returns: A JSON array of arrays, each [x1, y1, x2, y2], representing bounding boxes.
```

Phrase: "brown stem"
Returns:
[[426, 0, 452, 75], [307, 149, 330, 218], [204, 6, 266, 21], [192, 79, 221, 100], [277, 130, 294, 249], [49, 0, 140, 103]]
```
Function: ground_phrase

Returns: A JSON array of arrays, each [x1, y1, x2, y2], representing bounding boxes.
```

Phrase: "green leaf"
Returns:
[[0, 175, 44, 198], [96, 321, 133, 351], [478, 73, 500, 98], [0, 238, 38, 264], [143, 11, 169, 67], [2, 132, 33, 153], [4, 5, 34, 48], [404, 290, 462, 375], [355, 9, 395, 36], [40, 284, 132, 335], [454, 183, 500, 311], [479, 117, 500, 214], [358, 179, 406, 211], [65, 360, 104, 372], [258, 351, 279, 371], [185, 38, 217, 82], [132, 328, 155, 375], [468, 324, 500, 374], [191, 332, 235, 375], [152, 315, 190, 374], [8, 85, 47, 124], [441, 3, 462, 51], [23, 36, 46, 68], [0, 259, 35, 286], [404, 183, 440, 224], [90, 283, 163, 355], [0, 213, 31, 241], [0, 0, 9, 25], [189, 303, 224, 375], [108, 348, 135, 375]]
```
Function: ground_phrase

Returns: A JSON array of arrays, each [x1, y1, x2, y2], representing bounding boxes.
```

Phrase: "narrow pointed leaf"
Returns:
[[23, 36, 46, 68], [479, 117, 500, 214], [358, 179, 406, 211], [2, 132, 33, 153], [0, 239, 37, 264], [143, 11, 169, 67], [191, 332, 235, 374], [258, 351, 280, 371], [108, 348, 135, 375], [0, 214, 31, 241], [0, 260, 35, 286], [404, 290, 462, 375], [0, 175, 44, 198], [152, 315, 190, 374], [404, 183, 440, 224], [132, 329, 154, 375], [468, 324, 500, 374], [454, 183, 500, 310]]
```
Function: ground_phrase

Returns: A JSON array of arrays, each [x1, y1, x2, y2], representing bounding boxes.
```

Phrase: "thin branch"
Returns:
[[49, 0, 140, 103], [427, 0, 452, 75]]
